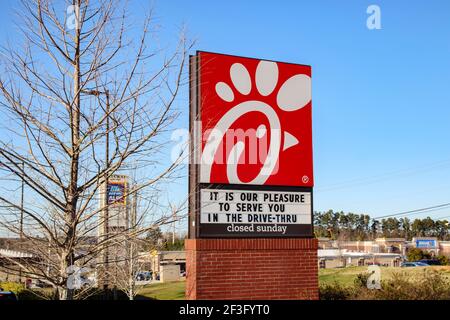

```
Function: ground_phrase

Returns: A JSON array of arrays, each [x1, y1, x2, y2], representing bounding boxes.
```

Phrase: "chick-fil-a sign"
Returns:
[[189, 51, 314, 238], [197, 51, 313, 187]]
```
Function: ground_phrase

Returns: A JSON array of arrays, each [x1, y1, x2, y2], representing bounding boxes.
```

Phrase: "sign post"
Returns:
[[186, 51, 318, 300], [98, 174, 129, 289]]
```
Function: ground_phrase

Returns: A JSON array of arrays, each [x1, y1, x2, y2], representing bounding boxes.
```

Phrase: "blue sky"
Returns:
[[1, 0, 450, 222], [153, 0, 450, 220]]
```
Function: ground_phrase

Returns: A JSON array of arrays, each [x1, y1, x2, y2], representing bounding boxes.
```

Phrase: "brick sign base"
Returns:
[[185, 238, 318, 300]]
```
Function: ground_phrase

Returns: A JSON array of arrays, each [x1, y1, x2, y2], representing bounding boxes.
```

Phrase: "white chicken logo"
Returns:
[[200, 60, 311, 185]]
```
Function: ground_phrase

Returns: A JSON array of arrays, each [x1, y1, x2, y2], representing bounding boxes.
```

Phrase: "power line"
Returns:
[[373, 202, 450, 220], [316, 158, 450, 193]]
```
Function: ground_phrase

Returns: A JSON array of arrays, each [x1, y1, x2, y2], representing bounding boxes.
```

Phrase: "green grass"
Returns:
[[319, 266, 367, 286], [138, 280, 186, 300], [319, 266, 450, 287], [96, 266, 450, 300]]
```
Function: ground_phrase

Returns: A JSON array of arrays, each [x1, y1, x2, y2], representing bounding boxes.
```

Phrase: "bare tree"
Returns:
[[0, 0, 191, 300], [107, 237, 152, 301], [106, 186, 185, 300]]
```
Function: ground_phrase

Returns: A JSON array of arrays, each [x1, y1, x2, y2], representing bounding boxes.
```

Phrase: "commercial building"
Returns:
[[318, 249, 402, 268], [139, 250, 186, 275], [317, 237, 450, 269]]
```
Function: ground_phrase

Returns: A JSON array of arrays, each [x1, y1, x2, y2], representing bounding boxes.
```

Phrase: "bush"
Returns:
[[319, 282, 354, 300], [354, 272, 370, 288], [80, 288, 130, 300], [321, 269, 450, 300], [0, 282, 52, 300], [0, 281, 26, 293], [17, 289, 53, 300], [406, 248, 431, 262], [372, 270, 450, 300], [437, 255, 449, 266]]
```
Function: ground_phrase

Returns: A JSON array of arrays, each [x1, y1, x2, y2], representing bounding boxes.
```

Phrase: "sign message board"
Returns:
[[200, 188, 312, 237], [189, 51, 313, 238]]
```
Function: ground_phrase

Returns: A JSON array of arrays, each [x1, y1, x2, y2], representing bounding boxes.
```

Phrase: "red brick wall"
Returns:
[[185, 238, 318, 300]]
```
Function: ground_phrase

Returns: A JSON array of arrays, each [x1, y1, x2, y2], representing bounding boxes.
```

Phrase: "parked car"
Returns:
[[135, 273, 146, 281], [180, 271, 186, 277], [34, 279, 53, 288], [135, 271, 152, 281], [417, 259, 441, 266], [401, 262, 429, 267], [414, 262, 430, 266], [0, 291, 17, 301]]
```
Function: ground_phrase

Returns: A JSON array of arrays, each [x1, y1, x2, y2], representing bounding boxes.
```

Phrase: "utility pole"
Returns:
[[19, 160, 24, 282], [129, 186, 138, 299], [20, 160, 24, 239], [172, 209, 177, 245], [104, 89, 110, 291]]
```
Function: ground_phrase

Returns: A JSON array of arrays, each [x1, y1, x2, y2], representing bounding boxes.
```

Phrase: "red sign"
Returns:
[[198, 52, 313, 187]]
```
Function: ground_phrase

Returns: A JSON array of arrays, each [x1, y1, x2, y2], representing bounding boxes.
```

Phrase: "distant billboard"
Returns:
[[99, 175, 129, 231], [107, 182, 126, 205], [415, 239, 437, 249]]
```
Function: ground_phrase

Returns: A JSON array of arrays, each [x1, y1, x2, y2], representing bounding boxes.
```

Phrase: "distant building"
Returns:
[[440, 242, 450, 256], [317, 249, 402, 268], [317, 237, 450, 268], [139, 250, 186, 274]]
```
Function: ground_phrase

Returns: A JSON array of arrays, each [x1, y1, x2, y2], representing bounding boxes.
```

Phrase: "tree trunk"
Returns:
[[62, 1, 81, 301]]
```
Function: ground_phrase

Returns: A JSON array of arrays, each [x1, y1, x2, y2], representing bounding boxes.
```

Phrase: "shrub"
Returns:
[[0, 282, 56, 300], [437, 255, 449, 266], [319, 282, 354, 300], [81, 288, 129, 300], [0, 281, 26, 294], [321, 269, 450, 300], [358, 270, 450, 300], [354, 272, 370, 288], [406, 248, 431, 262], [17, 289, 53, 300], [375, 270, 450, 300]]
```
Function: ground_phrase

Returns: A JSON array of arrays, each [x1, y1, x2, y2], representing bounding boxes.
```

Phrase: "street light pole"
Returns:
[[104, 90, 110, 291], [19, 160, 24, 282], [129, 185, 137, 299], [172, 210, 176, 245]]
